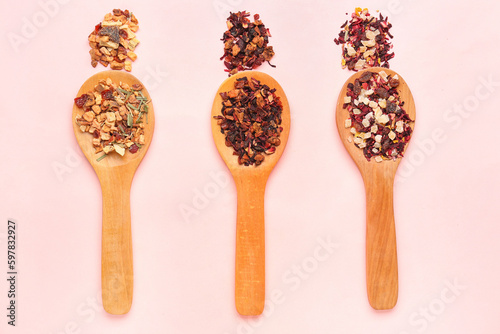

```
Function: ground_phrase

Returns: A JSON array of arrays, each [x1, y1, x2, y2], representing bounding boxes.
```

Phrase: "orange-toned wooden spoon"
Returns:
[[72, 71, 155, 315], [336, 68, 415, 310], [211, 71, 290, 315]]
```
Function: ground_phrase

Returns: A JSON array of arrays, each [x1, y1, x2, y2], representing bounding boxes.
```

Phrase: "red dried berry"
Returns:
[[101, 89, 114, 100], [129, 144, 139, 153], [74, 94, 89, 108]]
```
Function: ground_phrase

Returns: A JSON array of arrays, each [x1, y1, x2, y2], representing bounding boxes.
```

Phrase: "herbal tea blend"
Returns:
[[88, 9, 140, 71], [334, 8, 394, 71], [74, 78, 151, 161], [342, 70, 413, 162], [213, 77, 283, 166], [221, 11, 275, 76]]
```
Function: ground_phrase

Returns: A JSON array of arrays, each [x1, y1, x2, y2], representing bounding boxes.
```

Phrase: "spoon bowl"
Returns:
[[211, 71, 290, 315], [72, 70, 155, 314], [335, 67, 415, 310]]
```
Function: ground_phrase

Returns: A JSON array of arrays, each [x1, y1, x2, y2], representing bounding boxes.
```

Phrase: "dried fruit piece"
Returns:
[[334, 8, 395, 71], [99, 26, 120, 43], [221, 11, 276, 76], [110, 60, 125, 70]]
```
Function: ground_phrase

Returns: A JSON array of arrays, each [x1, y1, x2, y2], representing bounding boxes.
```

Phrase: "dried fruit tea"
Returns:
[[74, 78, 151, 161], [342, 70, 413, 162], [334, 8, 394, 71], [221, 11, 275, 76], [88, 9, 140, 71], [213, 77, 283, 166]]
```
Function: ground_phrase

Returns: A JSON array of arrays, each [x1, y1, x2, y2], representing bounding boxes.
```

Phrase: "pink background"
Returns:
[[1, 0, 499, 333]]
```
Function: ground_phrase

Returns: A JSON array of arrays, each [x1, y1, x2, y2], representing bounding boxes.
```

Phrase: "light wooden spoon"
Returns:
[[335, 68, 415, 310], [211, 71, 290, 316], [72, 71, 155, 315]]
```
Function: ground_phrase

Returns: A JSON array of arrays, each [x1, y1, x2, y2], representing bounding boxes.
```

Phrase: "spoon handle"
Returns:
[[99, 170, 134, 315], [234, 175, 266, 316], [364, 167, 398, 310]]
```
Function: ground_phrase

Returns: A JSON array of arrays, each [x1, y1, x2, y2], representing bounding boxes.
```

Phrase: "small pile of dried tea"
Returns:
[[334, 8, 394, 71], [74, 78, 151, 161], [342, 70, 413, 162], [88, 9, 140, 71], [221, 11, 275, 76], [213, 77, 283, 166]]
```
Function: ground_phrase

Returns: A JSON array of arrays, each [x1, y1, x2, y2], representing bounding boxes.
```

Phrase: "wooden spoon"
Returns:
[[72, 71, 155, 315], [211, 71, 290, 315], [335, 68, 415, 310]]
